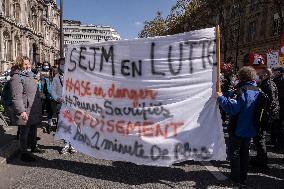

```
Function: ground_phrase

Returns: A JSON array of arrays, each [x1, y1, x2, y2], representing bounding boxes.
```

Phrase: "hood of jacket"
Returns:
[[235, 81, 257, 89]]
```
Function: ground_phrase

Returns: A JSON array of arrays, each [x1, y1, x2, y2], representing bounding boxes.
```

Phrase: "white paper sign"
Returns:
[[267, 51, 280, 68], [56, 27, 226, 166]]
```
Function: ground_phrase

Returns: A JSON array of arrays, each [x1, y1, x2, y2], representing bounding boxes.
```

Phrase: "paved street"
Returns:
[[0, 127, 283, 189]]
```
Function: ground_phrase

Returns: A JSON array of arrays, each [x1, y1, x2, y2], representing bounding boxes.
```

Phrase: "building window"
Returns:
[[50, 8, 53, 19], [250, 0, 258, 10], [2, 0, 5, 15], [4, 0, 10, 17], [13, 0, 21, 22], [44, 6, 48, 18], [15, 36, 21, 58], [3, 32, 11, 61], [273, 13, 281, 37], [29, 6, 37, 30], [248, 21, 256, 42], [32, 12, 37, 30], [231, 2, 240, 18]]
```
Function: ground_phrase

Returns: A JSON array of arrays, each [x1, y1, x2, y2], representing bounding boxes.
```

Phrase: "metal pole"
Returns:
[[60, 0, 64, 58]]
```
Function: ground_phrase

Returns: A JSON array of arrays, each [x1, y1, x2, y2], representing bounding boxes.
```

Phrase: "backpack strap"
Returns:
[[234, 85, 259, 98], [19, 74, 26, 94], [59, 76, 63, 87], [241, 85, 259, 92]]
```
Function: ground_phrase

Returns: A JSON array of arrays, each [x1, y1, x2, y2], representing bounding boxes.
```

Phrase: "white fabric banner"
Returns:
[[56, 27, 226, 166]]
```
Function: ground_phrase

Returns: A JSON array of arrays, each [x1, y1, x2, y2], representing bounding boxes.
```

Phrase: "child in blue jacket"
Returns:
[[38, 63, 54, 133], [217, 66, 259, 186]]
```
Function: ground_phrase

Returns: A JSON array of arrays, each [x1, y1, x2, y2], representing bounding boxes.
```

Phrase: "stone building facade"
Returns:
[[63, 20, 121, 45], [222, 0, 283, 68], [0, 0, 61, 72]]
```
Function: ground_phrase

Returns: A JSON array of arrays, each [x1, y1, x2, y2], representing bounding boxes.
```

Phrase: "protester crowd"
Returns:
[[0, 56, 76, 162], [0, 56, 283, 188], [218, 65, 284, 187]]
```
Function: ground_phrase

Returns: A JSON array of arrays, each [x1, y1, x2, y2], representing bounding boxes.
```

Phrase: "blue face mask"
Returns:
[[59, 64, 65, 73]]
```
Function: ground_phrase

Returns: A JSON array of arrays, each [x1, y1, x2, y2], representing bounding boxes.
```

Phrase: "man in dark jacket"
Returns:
[[260, 68, 280, 128], [217, 66, 259, 186], [251, 68, 279, 171], [272, 67, 284, 149]]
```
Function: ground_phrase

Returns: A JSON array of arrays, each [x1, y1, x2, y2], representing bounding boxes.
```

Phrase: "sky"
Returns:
[[57, 0, 176, 39]]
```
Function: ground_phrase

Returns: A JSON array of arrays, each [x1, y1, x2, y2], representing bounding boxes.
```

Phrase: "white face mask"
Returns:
[[43, 66, 49, 70], [22, 68, 32, 74], [255, 75, 260, 81]]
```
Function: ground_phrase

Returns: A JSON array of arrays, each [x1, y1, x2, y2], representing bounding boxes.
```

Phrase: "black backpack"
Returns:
[[1, 80, 13, 107], [254, 88, 269, 131], [228, 85, 269, 136], [0, 76, 24, 108]]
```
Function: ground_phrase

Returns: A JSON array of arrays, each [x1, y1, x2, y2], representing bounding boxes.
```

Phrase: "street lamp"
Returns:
[[60, 0, 64, 58]]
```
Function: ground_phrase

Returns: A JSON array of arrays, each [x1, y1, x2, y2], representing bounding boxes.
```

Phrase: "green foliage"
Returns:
[[138, 11, 167, 38], [139, 0, 221, 38], [0, 105, 4, 113]]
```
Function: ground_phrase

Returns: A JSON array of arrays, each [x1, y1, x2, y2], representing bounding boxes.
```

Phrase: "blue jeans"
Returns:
[[228, 136, 251, 183]]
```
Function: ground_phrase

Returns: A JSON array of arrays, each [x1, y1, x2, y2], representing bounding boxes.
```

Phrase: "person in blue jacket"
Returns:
[[217, 66, 259, 186], [38, 62, 54, 134]]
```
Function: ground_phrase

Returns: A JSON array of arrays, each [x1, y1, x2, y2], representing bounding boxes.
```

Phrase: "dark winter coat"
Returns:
[[273, 74, 284, 118], [10, 70, 42, 125], [260, 77, 280, 122]]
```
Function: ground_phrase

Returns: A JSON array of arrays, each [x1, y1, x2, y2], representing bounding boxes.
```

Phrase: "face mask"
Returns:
[[59, 64, 65, 72], [255, 75, 260, 82], [22, 68, 32, 74], [234, 79, 239, 86], [43, 66, 49, 70]]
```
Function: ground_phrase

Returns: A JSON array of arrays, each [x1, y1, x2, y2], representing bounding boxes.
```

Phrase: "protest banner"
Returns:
[[56, 27, 226, 166], [267, 51, 280, 68], [279, 35, 284, 67]]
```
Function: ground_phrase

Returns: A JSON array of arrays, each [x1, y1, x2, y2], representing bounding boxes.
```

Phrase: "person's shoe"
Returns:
[[52, 126, 57, 132], [69, 146, 77, 154], [46, 125, 51, 134], [237, 182, 246, 188], [20, 153, 36, 162], [31, 147, 45, 153], [60, 145, 69, 154], [51, 126, 57, 132]]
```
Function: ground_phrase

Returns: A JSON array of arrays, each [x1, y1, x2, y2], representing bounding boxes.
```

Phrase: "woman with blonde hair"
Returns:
[[10, 56, 45, 162]]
